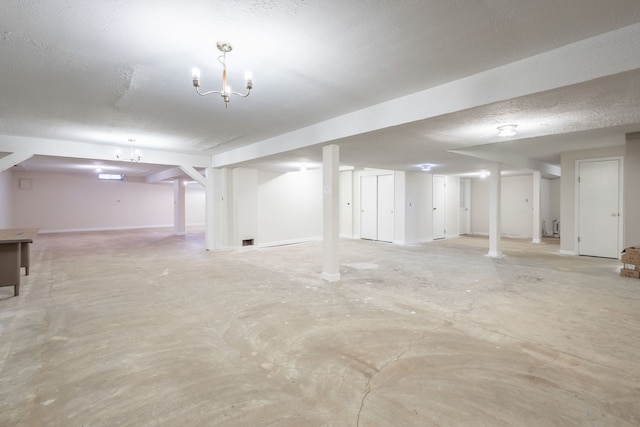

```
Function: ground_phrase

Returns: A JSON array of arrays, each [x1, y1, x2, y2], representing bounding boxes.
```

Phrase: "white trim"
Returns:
[[258, 236, 322, 248], [39, 224, 174, 233], [559, 249, 578, 256]]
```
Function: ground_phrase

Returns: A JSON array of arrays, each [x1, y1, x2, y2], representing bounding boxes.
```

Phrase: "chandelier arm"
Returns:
[[195, 87, 223, 97], [229, 89, 251, 98], [231, 90, 251, 98]]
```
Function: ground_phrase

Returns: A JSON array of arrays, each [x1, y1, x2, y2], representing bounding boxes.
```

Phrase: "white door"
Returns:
[[377, 174, 394, 242], [459, 178, 470, 235], [578, 159, 620, 258], [361, 175, 378, 240], [433, 175, 446, 239]]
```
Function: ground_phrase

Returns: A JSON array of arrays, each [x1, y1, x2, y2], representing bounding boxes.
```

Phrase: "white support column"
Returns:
[[173, 178, 186, 236], [205, 167, 215, 251], [488, 163, 502, 258], [322, 144, 341, 282], [532, 171, 542, 244]]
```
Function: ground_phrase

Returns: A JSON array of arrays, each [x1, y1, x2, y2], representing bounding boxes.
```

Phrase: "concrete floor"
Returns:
[[1, 229, 639, 426]]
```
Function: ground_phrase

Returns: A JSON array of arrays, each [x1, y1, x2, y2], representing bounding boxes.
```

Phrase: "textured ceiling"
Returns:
[[1, 0, 640, 177]]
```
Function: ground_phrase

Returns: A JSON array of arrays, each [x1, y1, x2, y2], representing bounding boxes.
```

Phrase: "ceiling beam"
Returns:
[[447, 146, 561, 177], [0, 151, 34, 173], [0, 135, 212, 168], [178, 165, 206, 186], [211, 23, 640, 168], [145, 167, 184, 183]]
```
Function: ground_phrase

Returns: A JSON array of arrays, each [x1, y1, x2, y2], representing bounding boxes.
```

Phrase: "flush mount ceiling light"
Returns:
[[116, 139, 141, 162], [191, 42, 253, 108], [420, 164, 432, 171], [497, 124, 518, 137]]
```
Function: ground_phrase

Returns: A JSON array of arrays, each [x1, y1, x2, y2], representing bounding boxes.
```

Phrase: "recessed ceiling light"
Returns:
[[419, 164, 432, 171], [497, 124, 517, 137]]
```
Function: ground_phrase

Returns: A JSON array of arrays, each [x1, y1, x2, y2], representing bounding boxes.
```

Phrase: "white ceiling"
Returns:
[[1, 1, 640, 179]]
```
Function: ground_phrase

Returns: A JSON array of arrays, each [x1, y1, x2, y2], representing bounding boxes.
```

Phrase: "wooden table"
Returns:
[[0, 228, 38, 297]]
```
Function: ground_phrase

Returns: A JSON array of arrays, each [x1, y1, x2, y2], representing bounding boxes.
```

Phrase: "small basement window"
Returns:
[[98, 173, 124, 181]]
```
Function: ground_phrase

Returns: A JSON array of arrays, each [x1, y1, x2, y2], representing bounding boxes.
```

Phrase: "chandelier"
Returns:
[[116, 139, 141, 162], [191, 42, 253, 108]]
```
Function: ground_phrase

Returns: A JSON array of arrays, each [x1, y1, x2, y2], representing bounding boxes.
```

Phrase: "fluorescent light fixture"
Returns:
[[98, 173, 124, 181], [420, 164, 432, 171], [497, 124, 517, 137]]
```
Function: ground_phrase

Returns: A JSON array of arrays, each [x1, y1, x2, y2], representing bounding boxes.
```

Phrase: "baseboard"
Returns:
[[39, 224, 175, 234], [559, 249, 578, 256], [257, 236, 322, 249]]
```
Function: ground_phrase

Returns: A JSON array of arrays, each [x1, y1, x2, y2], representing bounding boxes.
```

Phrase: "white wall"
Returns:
[[471, 177, 489, 235], [0, 170, 12, 228], [185, 183, 205, 226], [257, 169, 323, 246], [10, 171, 205, 232], [471, 174, 546, 239], [501, 175, 533, 238], [231, 168, 258, 246], [624, 133, 640, 246]]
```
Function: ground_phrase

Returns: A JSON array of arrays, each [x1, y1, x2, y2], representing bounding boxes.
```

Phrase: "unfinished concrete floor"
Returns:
[[1, 229, 639, 426]]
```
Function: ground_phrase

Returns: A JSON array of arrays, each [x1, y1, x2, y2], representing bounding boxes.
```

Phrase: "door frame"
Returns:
[[574, 156, 624, 258]]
